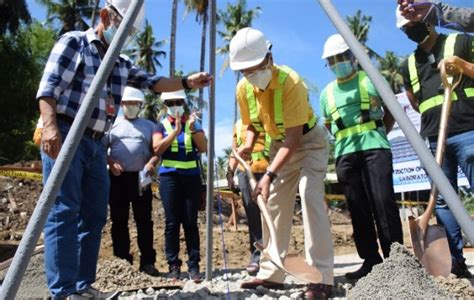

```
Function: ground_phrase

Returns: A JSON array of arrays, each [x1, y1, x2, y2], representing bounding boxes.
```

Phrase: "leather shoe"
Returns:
[[304, 284, 332, 300], [240, 278, 284, 289], [345, 258, 382, 280], [139, 264, 160, 277]]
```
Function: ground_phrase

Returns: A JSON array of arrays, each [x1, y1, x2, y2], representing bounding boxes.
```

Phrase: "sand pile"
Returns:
[[434, 274, 474, 298], [348, 243, 451, 299]]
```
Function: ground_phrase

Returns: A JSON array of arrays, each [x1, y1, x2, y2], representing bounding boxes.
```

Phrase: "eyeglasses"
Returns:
[[165, 100, 183, 107], [327, 52, 352, 66], [241, 56, 271, 76], [108, 6, 138, 37]]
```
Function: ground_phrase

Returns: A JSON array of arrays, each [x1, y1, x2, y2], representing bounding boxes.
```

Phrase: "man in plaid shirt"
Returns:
[[37, 0, 212, 298]]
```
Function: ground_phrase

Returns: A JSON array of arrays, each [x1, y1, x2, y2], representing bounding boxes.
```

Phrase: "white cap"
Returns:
[[161, 90, 187, 101], [321, 34, 350, 59], [229, 27, 271, 71], [106, 0, 145, 30], [122, 86, 144, 102], [395, 5, 411, 28]]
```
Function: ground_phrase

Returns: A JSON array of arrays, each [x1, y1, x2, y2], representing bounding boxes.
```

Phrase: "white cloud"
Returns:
[[201, 117, 234, 158]]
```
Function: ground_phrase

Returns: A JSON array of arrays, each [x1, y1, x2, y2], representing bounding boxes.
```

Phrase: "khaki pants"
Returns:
[[256, 125, 334, 285]]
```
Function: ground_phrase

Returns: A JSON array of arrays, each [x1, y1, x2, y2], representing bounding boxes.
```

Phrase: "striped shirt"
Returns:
[[36, 28, 161, 133]]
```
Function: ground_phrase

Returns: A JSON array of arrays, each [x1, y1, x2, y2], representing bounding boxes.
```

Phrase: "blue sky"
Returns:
[[25, 0, 470, 156]]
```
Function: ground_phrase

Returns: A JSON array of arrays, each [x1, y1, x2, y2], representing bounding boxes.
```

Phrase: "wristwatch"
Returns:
[[265, 169, 278, 183]]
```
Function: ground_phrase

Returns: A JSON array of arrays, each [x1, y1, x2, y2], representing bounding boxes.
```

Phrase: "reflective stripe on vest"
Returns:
[[245, 65, 316, 140], [162, 118, 192, 154], [161, 160, 197, 169], [235, 119, 270, 161], [236, 119, 243, 146], [327, 71, 382, 140], [407, 34, 474, 114]]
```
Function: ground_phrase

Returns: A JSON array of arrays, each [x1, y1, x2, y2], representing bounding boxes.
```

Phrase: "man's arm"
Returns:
[[39, 97, 62, 159], [151, 72, 213, 93], [237, 124, 259, 160]]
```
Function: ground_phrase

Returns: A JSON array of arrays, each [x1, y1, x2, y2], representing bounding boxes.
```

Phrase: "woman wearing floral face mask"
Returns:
[[319, 34, 403, 280], [153, 89, 207, 283]]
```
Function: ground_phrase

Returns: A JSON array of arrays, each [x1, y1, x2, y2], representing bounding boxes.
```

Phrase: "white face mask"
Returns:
[[245, 67, 273, 90], [168, 105, 185, 118], [122, 104, 140, 119]]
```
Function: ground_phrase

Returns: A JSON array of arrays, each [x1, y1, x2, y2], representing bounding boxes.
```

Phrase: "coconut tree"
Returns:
[[0, 0, 31, 35], [346, 10, 381, 60], [378, 51, 404, 94], [169, 0, 178, 77], [183, 0, 209, 103], [217, 0, 261, 123], [37, 0, 94, 34]]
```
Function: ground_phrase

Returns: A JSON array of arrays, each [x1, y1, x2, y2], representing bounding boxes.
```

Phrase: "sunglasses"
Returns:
[[165, 100, 183, 107]]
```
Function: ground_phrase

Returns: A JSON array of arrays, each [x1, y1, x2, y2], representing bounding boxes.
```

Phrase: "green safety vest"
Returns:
[[161, 118, 196, 169], [235, 119, 271, 161], [245, 65, 317, 140], [327, 71, 384, 140], [408, 33, 474, 114]]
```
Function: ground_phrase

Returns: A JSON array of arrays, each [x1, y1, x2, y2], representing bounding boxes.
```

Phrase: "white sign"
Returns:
[[388, 93, 468, 193]]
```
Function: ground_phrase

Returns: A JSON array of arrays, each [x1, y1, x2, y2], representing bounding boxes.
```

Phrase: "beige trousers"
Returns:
[[256, 125, 334, 285]]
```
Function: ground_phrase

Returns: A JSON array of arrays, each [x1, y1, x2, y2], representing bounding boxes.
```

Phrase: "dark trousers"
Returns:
[[109, 171, 156, 266], [236, 170, 263, 263], [159, 173, 201, 271], [336, 149, 403, 259]]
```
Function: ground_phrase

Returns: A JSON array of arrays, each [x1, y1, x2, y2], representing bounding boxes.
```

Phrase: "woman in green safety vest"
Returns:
[[320, 34, 403, 280], [398, 8, 474, 279], [153, 89, 207, 283]]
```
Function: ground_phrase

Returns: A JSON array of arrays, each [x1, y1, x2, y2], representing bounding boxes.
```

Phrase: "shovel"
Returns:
[[408, 60, 463, 277], [232, 149, 322, 283]]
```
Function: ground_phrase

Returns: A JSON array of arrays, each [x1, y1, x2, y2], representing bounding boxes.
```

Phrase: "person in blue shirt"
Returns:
[[153, 90, 207, 283], [105, 87, 160, 277]]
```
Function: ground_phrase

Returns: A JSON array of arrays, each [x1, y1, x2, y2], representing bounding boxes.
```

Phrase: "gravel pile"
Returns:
[[433, 274, 474, 299], [348, 243, 451, 299]]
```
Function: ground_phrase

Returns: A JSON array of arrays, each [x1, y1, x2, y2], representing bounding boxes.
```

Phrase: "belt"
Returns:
[[56, 114, 105, 140], [303, 123, 315, 135]]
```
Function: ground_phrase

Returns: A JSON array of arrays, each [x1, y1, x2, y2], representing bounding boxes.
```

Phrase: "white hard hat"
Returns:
[[161, 90, 187, 101], [321, 34, 350, 59], [122, 86, 145, 102], [395, 5, 410, 28], [229, 27, 271, 71], [106, 0, 145, 30]]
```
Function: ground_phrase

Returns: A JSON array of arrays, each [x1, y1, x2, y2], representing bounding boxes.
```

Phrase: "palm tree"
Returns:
[[184, 0, 209, 104], [378, 51, 404, 94], [37, 0, 93, 34], [217, 0, 261, 124], [346, 10, 381, 60], [0, 0, 31, 35], [169, 0, 178, 77]]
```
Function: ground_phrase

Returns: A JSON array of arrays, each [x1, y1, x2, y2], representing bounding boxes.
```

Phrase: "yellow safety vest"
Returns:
[[161, 118, 196, 169], [327, 71, 384, 140], [408, 34, 474, 114], [245, 65, 317, 140]]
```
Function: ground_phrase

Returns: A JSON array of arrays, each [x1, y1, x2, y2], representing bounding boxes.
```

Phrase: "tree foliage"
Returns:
[[0, 22, 56, 163], [0, 0, 31, 35], [37, 0, 93, 34]]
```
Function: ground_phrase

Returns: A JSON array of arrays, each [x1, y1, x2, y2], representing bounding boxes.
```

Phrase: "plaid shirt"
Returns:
[[37, 28, 161, 132]]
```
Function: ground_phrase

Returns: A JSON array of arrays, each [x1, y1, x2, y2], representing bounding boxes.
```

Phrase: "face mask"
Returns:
[[330, 61, 354, 79], [103, 24, 117, 45], [404, 23, 430, 44], [168, 105, 185, 118], [122, 104, 140, 119], [245, 67, 273, 90]]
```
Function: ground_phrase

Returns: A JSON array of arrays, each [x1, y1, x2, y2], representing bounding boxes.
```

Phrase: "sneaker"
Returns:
[[452, 259, 473, 279], [69, 287, 118, 299], [167, 265, 181, 280], [188, 269, 202, 283], [345, 258, 382, 280], [139, 264, 160, 277]]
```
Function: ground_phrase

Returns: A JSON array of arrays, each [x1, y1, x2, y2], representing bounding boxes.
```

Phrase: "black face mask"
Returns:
[[404, 23, 430, 44]]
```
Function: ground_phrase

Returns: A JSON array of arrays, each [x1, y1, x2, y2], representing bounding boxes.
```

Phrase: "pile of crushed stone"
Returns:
[[434, 274, 474, 298], [348, 243, 451, 299]]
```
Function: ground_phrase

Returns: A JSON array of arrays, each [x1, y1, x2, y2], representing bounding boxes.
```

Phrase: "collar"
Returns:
[[86, 28, 103, 45]]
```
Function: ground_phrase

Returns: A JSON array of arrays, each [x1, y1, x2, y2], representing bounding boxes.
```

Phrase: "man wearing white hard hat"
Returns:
[[230, 27, 333, 299], [36, 0, 212, 297], [153, 90, 207, 283], [105, 87, 160, 277], [320, 34, 403, 280], [397, 4, 474, 278]]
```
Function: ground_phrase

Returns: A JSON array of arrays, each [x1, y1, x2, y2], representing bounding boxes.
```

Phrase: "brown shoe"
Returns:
[[240, 278, 284, 289], [304, 284, 332, 300]]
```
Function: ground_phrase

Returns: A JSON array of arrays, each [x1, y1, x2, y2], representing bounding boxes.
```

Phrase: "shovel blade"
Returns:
[[408, 216, 451, 277]]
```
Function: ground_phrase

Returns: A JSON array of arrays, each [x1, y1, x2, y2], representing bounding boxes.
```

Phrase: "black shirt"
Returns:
[[401, 33, 474, 138]]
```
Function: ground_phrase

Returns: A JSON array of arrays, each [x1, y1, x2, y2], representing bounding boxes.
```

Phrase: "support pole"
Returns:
[[205, 0, 217, 282], [0, 1, 144, 298], [318, 0, 474, 244]]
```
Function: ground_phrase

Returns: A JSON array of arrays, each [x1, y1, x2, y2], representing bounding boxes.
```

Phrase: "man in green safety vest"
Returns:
[[320, 34, 403, 280], [397, 7, 474, 278], [226, 119, 271, 274], [229, 27, 334, 299]]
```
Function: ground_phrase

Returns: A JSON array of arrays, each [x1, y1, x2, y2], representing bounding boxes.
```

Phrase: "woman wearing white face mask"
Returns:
[[153, 89, 207, 283], [105, 86, 160, 277]]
